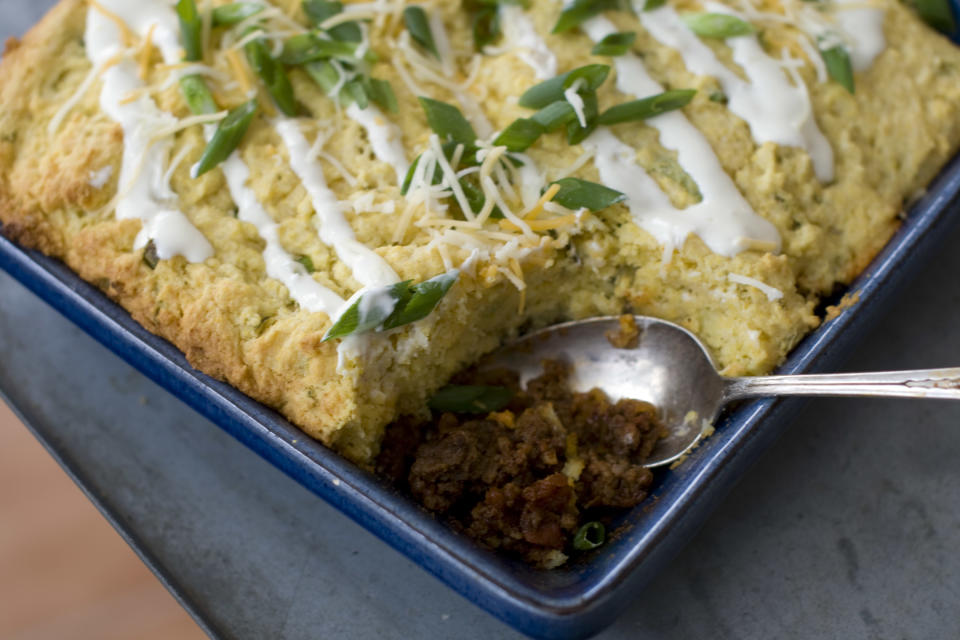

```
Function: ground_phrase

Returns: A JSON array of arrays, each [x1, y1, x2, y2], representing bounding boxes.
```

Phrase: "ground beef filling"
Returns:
[[376, 361, 666, 566]]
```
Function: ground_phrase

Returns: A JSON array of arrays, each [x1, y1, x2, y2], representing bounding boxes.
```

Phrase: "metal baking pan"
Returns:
[[1, 10, 959, 640]]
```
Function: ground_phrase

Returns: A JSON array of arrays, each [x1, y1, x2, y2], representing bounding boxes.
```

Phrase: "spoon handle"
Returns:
[[724, 368, 960, 401]]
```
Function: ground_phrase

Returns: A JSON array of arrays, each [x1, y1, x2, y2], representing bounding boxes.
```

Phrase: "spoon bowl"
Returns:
[[479, 315, 960, 468]]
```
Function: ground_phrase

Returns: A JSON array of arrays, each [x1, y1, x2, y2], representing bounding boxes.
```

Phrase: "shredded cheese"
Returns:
[[728, 273, 784, 301], [224, 48, 252, 94], [523, 183, 561, 220], [87, 0, 137, 48], [500, 214, 579, 233], [138, 23, 157, 81], [48, 51, 125, 136]]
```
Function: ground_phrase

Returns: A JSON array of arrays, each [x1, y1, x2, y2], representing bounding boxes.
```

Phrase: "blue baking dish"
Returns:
[[2, 9, 959, 639]]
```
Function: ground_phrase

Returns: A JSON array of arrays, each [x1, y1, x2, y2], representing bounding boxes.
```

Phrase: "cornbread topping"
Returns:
[[1, 0, 959, 466]]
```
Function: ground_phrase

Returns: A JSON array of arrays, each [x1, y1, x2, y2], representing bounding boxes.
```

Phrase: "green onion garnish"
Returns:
[[708, 90, 728, 104], [404, 6, 440, 59], [551, 177, 626, 211], [363, 77, 399, 113], [573, 521, 606, 551], [303, 0, 363, 41], [553, 0, 628, 34], [382, 271, 459, 330], [302, 0, 343, 24], [590, 31, 636, 56], [176, 0, 203, 62], [419, 97, 477, 144], [820, 44, 855, 94], [428, 385, 515, 414], [597, 89, 696, 125], [278, 33, 367, 65], [244, 37, 298, 116], [682, 13, 756, 38], [531, 100, 578, 131], [464, 0, 500, 50], [323, 281, 410, 341], [193, 99, 258, 177], [212, 2, 265, 27], [322, 272, 459, 341], [463, 0, 531, 50], [180, 74, 219, 116], [295, 254, 315, 274], [304, 60, 341, 94], [493, 118, 545, 152], [518, 64, 610, 109], [642, 0, 666, 10], [906, 0, 957, 34], [143, 240, 160, 270]]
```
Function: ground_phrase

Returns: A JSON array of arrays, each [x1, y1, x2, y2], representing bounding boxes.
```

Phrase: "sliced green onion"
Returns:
[[212, 2, 265, 27], [906, 0, 957, 34], [428, 385, 515, 414], [302, 0, 362, 41], [382, 271, 459, 329], [303, 0, 343, 24], [682, 13, 756, 38], [591, 31, 636, 56], [322, 281, 411, 342], [245, 37, 298, 116], [518, 64, 610, 109], [465, 2, 501, 50], [598, 89, 696, 125], [278, 33, 365, 65], [419, 97, 477, 144], [143, 240, 160, 270], [180, 74, 219, 115], [404, 6, 440, 59], [193, 99, 258, 177], [553, 0, 628, 34], [820, 44, 854, 94], [531, 100, 578, 131], [642, 0, 666, 10], [651, 156, 701, 200], [493, 118, 545, 152], [295, 254, 315, 273], [363, 77, 398, 113], [322, 272, 459, 341], [304, 60, 341, 94], [463, 0, 530, 50], [177, 0, 203, 62], [551, 177, 626, 211], [344, 80, 369, 109], [400, 155, 422, 196], [708, 90, 728, 104], [573, 521, 606, 551]]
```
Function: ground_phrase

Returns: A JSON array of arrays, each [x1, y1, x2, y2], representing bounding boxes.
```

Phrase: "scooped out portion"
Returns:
[[377, 360, 666, 567]]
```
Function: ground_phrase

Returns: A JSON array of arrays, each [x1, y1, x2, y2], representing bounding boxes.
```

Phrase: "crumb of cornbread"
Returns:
[[0, 0, 959, 464]]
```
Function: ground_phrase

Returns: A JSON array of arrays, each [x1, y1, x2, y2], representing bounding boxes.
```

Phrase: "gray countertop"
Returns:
[[3, 3, 960, 638]]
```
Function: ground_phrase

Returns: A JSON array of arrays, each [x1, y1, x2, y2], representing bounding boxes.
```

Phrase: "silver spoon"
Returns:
[[478, 315, 960, 468]]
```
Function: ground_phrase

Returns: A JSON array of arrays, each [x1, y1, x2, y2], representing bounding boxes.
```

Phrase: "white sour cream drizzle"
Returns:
[[85, 1, 213, 262], [500, 4, 558, 80], [833, 0, 886, 71], [274, 119, 399, 288], [209, 129, 347, 314], [345, 102, 410, 184], [581, 16, 780, 257], [638, 2, 835, 182]]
